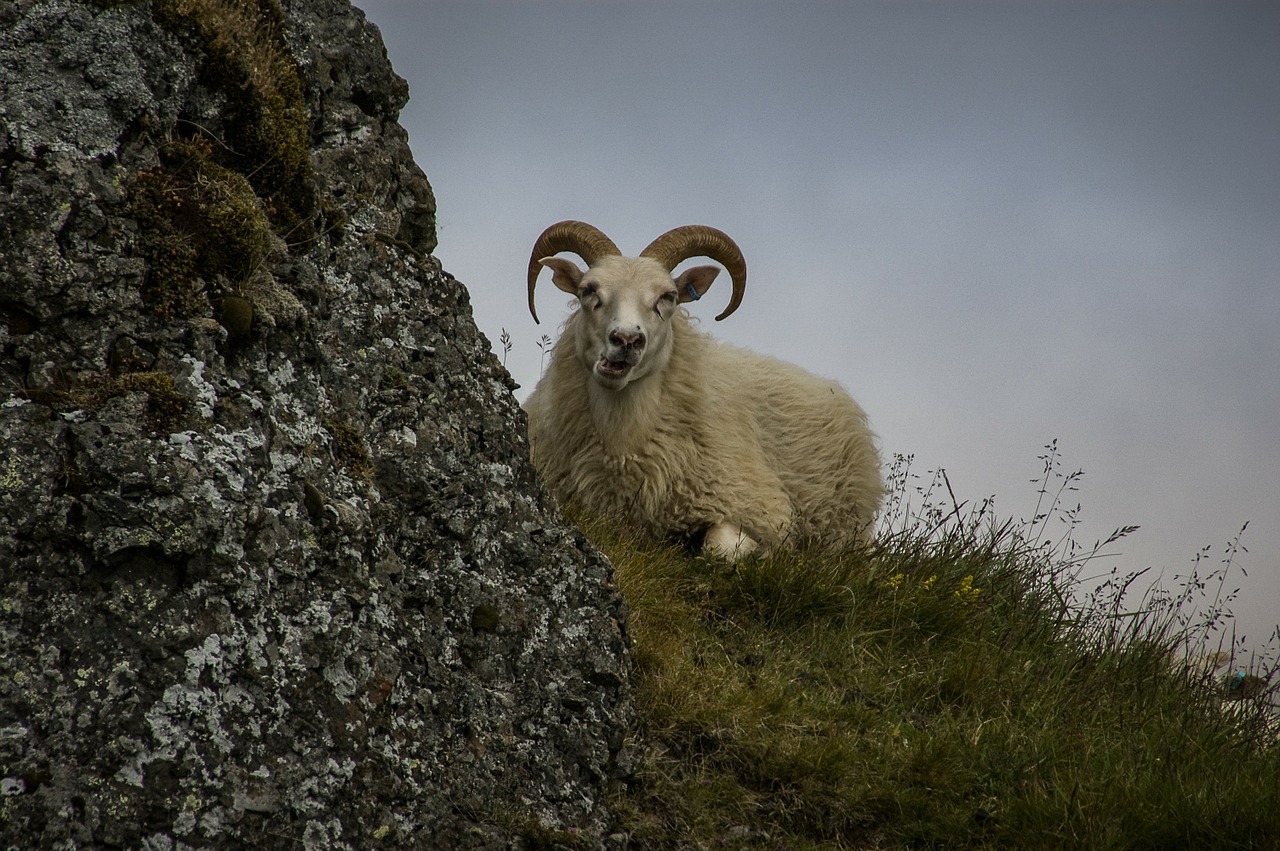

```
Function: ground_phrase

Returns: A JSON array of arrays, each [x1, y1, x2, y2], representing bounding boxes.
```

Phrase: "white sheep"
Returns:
[[522, 220, 883, 558]]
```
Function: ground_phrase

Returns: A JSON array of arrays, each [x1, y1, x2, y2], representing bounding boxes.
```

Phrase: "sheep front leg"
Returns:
[[704, 522, 759, 561]]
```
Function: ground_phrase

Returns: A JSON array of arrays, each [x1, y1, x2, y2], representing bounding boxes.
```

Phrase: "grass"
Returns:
[[592, 444, 1280, 849]]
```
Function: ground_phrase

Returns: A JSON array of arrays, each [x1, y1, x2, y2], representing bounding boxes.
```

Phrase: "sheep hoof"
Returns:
[[704, 523, 759, 561]]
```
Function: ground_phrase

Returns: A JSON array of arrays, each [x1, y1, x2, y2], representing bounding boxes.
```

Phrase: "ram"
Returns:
[[522, 220, 883, 558]]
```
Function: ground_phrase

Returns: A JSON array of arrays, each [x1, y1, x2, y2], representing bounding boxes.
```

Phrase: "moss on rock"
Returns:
[[17, 369, 192, 434], [129, 136, 284, 321], [153, 0, 313, 223], [128, 0, 318, 326]]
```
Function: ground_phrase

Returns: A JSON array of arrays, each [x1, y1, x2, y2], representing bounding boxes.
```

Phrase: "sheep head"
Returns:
[[527, 221, 747, 390]]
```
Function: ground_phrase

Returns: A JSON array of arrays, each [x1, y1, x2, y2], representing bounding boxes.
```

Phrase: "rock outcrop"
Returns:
[[0, 1, 632, 847]]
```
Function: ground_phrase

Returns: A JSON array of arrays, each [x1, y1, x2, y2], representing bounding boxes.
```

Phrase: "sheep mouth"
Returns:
[[595, 357, 633, 380]]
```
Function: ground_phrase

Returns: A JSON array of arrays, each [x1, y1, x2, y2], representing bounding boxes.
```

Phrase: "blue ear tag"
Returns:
[[685, 282, 702, 301]]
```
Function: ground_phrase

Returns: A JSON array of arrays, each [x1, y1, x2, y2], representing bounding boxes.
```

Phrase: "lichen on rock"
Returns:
[[0, 1, 632, 847]]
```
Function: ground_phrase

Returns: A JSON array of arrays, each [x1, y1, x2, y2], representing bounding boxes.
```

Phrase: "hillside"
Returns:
[[602, 452, 1280, 849]]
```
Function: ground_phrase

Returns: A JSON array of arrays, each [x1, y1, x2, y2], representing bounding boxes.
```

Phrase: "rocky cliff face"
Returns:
[[0, 1, 632, 847]]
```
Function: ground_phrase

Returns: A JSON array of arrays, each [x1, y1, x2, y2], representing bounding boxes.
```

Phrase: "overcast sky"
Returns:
[[355, 1, 1279, 658]]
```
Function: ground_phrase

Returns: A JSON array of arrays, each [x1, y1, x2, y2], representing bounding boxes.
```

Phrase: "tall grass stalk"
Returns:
[[596, 445, 1279, 849]]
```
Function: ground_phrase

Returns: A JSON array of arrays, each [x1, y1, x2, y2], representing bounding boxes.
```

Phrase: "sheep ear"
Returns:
[[674, 265, 720, 303], [540, 257, 584, 295]]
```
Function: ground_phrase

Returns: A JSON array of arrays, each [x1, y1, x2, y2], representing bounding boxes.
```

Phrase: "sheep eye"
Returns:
[[656, 291, 677, 311]]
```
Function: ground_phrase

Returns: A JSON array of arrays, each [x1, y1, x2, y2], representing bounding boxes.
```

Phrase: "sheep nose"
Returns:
[[609, 329, 645, 351]]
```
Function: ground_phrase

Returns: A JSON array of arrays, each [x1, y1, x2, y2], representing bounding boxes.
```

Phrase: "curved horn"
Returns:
[[526, 220, 621, 323], [640, 225, 747, 321]]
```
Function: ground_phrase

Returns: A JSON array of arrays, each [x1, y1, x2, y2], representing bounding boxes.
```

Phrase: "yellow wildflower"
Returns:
[[954, 575, 980, 604]]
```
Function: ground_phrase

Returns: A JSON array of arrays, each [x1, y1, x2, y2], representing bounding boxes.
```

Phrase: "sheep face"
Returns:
[[540, 254, 721, 391]]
